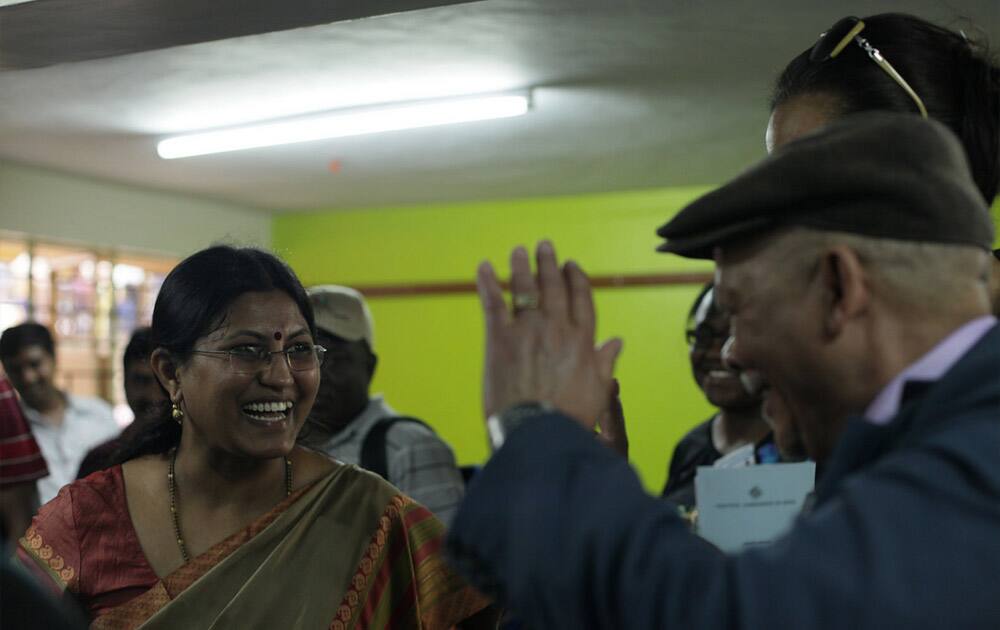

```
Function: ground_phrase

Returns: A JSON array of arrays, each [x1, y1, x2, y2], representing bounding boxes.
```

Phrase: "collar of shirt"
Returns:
[[22, 391, 77, 428], [322, 394, 396, 449], [864, 315, 997, 424]]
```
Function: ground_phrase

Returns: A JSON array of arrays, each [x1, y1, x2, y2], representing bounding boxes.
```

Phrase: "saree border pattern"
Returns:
[[332, 495, 407, 629], [333, 495, 490, 629]]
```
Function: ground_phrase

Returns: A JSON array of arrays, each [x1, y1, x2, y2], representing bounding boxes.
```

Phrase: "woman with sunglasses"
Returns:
[[767, 13, 1000, 203], [769, 13, 1000, 313], [16, 245, 493, 628], [769, 13, 999, 203]]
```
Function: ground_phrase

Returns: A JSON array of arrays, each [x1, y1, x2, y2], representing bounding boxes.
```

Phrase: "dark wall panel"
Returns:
[[0, 0, 477, 69]]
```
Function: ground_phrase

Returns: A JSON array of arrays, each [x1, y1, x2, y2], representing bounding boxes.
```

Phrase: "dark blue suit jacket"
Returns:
[[448, 325, 1000, 629]]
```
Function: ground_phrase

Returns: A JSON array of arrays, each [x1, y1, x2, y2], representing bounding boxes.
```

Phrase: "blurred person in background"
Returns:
[[299, 285, 466, 527], [77, 327, 169, 478], [0, 323, 117, 503], [0, 375, 49, 543], [661, 283, 776, 509]]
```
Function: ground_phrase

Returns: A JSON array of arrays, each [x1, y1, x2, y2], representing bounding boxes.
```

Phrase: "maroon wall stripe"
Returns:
[[353, 272, 713, 298]]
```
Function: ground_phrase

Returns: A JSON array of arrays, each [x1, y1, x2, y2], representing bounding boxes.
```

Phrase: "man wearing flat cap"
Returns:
[[447, 113, 1000, 628], [299, 285, 465, 526]]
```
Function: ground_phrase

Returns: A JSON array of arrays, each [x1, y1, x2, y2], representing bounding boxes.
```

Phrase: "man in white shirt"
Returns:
[[1, 323, 118, 503]]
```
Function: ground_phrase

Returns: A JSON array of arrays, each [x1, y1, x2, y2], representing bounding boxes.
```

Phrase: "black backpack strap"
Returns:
[[359, 416, 432, 481]]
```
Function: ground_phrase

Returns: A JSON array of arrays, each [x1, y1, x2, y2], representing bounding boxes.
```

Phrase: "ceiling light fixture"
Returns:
[[157, 92, 531, 159]]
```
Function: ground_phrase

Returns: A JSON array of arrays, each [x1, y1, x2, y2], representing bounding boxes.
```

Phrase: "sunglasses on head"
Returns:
[[810, 16, 928, 119]]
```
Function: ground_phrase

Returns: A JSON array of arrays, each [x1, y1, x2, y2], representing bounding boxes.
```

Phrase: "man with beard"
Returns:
[[299, 285, 465, 526], [447, 114, 1000, 628]]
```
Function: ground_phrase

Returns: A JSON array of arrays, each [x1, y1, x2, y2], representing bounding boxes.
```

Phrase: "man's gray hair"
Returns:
[[765, 228, 992, 315]]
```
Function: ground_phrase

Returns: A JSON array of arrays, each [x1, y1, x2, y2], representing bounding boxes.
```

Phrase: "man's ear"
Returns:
[[366, 351, 378, 382], [819, 245, 870, 337], [150, 348, 184, 405]]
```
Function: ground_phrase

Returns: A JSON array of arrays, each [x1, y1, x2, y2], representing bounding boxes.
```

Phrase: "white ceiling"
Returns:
[[0, 0, 997, 211]]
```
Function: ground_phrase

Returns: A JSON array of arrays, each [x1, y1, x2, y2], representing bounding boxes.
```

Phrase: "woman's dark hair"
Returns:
[[771, 13, 1000, 204], [111, 245, 315, 464]]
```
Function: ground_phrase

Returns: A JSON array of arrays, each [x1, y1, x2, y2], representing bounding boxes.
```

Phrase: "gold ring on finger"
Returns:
[[512, 293, 540, 310]]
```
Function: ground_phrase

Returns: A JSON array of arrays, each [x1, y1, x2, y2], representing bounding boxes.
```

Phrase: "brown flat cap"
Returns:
[[657, 113, 994, 259]]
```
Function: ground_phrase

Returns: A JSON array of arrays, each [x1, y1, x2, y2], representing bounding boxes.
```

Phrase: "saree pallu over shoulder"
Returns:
[[332, 494, 483, 629], [93, 462, 489, 629]]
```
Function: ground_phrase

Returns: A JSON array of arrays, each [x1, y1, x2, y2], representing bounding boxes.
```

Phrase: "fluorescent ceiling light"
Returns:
[[158, 92, 530, 159]]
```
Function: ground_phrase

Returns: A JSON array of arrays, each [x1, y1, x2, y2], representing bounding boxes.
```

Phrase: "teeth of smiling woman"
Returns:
[[242, 401, 294, 418]]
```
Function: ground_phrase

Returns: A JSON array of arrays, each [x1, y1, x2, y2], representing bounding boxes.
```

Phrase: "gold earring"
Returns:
[[171, 403, 184, 423]]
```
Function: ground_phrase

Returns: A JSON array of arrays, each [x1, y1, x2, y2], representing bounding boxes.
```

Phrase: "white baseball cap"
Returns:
[[307, 285, 375, 349]]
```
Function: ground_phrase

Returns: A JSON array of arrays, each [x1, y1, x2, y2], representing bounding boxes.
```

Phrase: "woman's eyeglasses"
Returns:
[[685, 324, 727, 347], [810, 16, 928, 119], [191, 344, 326, 375]]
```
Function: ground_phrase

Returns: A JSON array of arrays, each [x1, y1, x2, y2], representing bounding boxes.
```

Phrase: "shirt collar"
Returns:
[[864, 315, 997, 424], [323, 394, 394, 447], [22, 391, 74, 426]]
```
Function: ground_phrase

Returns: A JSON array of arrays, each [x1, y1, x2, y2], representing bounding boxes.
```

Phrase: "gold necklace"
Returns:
[[167, 448, 292, 563]]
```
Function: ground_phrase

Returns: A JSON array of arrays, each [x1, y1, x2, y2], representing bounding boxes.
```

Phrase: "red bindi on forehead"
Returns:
[[274, 331, 282, 341]]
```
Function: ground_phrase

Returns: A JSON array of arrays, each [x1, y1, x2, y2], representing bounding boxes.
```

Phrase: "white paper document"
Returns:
[[694, 462, 816, 553]]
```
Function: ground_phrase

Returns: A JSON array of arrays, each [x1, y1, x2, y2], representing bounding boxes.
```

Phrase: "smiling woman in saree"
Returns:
[[17, 245, 493, 629]]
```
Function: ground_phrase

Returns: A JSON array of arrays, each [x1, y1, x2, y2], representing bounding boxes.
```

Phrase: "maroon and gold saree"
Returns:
[[19, 463, 489, 628]]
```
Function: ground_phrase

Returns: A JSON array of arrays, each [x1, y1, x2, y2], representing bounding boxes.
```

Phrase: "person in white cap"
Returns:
[[300, 285, 466, 526]]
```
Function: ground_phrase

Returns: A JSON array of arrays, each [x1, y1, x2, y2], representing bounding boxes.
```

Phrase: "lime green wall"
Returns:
[[274, 191, 1000, 493], [994, 200, 1000, 246], [273, 188, 715, 492]]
